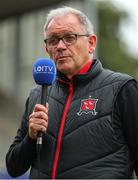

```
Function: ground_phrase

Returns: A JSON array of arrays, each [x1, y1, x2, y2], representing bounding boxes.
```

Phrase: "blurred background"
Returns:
[[0, 0, 138, 178]]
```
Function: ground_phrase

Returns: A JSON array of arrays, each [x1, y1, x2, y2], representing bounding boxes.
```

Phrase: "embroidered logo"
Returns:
[[77, 96, 98, 116]]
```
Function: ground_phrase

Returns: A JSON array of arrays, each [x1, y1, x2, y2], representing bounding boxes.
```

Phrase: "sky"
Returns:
[[110, 0, 138, 58]]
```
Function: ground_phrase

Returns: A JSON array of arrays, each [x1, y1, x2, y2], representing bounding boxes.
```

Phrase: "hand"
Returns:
[[29, 104, 48, 140]]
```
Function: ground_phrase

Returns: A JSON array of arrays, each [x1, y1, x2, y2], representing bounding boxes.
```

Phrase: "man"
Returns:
[[6, 6, 138, 179]]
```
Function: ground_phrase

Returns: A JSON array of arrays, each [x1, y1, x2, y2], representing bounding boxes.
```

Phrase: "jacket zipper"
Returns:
[[51, 80, 74, 179]]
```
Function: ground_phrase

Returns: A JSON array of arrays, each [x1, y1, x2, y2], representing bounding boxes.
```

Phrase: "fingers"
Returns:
[[28, 104, 49, 140], [29, 117, 48, 130], [34, 104, 48, 114], [29, 111, 48, 121]]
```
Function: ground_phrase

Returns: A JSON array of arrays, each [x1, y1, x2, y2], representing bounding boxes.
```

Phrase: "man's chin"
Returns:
[[57, 67, 72, 74], [57, 64, 70, 71]]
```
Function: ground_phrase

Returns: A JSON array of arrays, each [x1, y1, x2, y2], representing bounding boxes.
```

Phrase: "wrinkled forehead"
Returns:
[[47, 13, 81, 28], [45, 13, 85, 36]]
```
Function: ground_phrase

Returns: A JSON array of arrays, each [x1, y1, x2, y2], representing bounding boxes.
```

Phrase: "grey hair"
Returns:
[[43, 6, 94, 35]]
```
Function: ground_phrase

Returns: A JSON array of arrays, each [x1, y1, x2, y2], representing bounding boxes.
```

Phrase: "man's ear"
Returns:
[[45, 46, 48, 53], [88, 34, 97, 54]]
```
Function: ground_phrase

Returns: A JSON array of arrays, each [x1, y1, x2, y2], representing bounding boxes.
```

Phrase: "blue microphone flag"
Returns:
[[33, 58, 56, 85]]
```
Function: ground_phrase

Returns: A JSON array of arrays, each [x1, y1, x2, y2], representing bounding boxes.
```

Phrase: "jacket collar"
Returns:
[[57, 59, 103, 84]]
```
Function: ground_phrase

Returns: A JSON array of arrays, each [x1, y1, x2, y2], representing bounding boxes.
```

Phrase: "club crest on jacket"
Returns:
[[77, 96, 98, 116]]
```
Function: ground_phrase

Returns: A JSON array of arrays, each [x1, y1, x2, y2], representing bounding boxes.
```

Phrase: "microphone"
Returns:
[[33, 58, 56, 145]]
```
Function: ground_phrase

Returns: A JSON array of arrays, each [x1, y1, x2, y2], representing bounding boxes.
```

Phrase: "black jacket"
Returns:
[[6, 59, 138, 179]]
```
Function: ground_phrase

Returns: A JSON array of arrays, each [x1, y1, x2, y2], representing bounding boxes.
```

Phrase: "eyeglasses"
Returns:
[[44, 33, 89, 49]]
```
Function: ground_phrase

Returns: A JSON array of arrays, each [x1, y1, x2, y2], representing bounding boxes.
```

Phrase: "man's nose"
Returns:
[[56, 39, 67, 49]]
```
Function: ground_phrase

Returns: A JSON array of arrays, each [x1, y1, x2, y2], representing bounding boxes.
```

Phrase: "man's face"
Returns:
[[45, 13, 96, 77]]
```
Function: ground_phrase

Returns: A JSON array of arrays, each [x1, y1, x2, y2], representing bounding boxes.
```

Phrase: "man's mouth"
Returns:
[[56, 56, 70, 61]]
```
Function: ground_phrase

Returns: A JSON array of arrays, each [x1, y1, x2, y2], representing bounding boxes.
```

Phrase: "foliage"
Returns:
[[96, 1, 138, 79]]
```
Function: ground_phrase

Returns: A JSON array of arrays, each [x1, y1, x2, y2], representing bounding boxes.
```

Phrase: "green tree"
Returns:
[[97, 1, 138, 79]]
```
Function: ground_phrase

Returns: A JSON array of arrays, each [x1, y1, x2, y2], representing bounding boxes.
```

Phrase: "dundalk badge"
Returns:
[[77, 96, 98, 116]]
